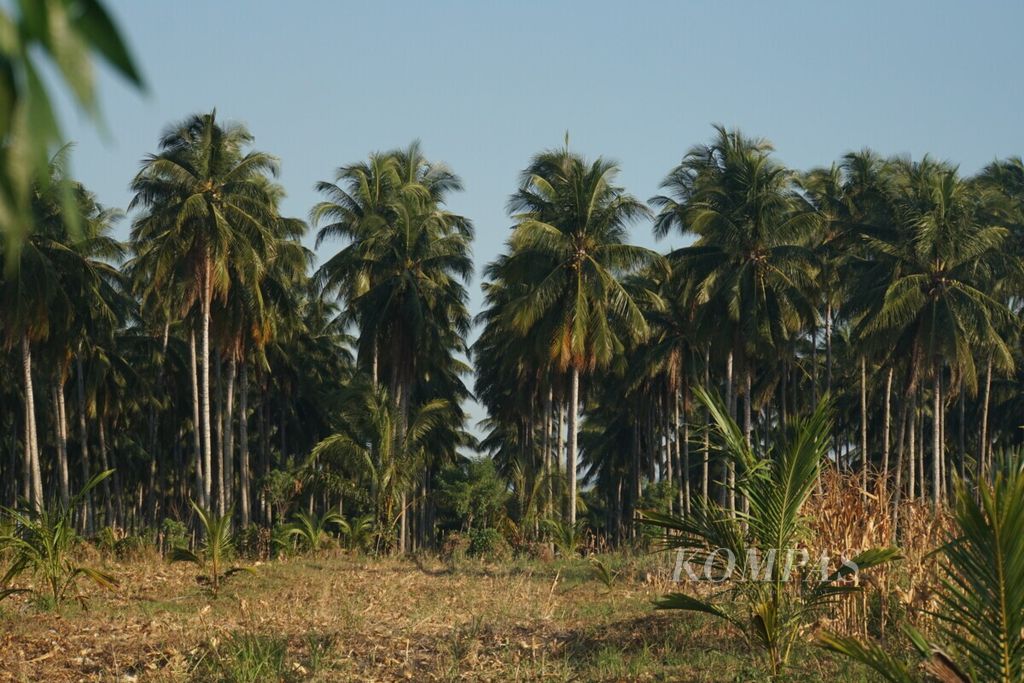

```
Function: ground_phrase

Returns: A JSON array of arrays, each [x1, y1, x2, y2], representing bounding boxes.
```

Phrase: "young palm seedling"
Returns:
[[543, 518, 587, 558], [337, 514, 375, 552], [169, 502, 252, 596], [640, 389, 900, 676], [285, 510, 343, 553], [0, 471, 118, 609]]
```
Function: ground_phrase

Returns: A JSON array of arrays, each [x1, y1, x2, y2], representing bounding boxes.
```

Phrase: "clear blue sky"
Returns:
[[57, 0, 1023, 428]]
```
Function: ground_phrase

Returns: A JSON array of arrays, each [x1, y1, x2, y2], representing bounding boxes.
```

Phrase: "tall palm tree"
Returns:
[[498, 144, 658, 524], [313, 144, 472, 550], [652, 126, 818, 507], [129, 111, 281, 510]]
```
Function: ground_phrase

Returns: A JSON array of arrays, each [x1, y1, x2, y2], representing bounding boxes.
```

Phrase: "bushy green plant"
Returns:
[[337, 514, 375, 552], [262, 468, 302, 523], [169, 503, 250, 596], [285, 510, 342, 553], [543, 518, 588, 558], [95, 526, 154, 560], [640, 389, 899, 676], [436, 458, 510, 531], [160, 518, 190, 554], [467, 527, 507, 558], [0, 471, 118, 608], [821, 450, 1024, 682]]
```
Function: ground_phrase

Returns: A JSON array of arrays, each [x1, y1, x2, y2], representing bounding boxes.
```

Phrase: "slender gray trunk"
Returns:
[[215, 356, 225, 514], [979, 356, 992, 480], [568, 367, 579, 526], [224, 356, 236, 515], [53, 382, 70, 505], [725, 351, 735, 512], [239, 360, 251, 527], [881, 367, 893, 498], [932, 366, 941, 509], [189, 330, 206, 507], [76, 356, 93, 529], [201, 256, 214, 512], [860, 356, 869, 494], [702, 348, 710, 500], [543, 387, 552, 518], [22, 335, 43, 508]]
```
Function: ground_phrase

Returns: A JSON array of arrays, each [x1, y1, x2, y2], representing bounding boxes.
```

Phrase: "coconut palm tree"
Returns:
[[652, 126, 818, 508], [129, 111, 281, 510], [497, 143, 659, 524]]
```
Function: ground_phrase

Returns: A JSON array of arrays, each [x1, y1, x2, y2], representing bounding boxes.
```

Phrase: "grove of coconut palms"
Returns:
[[2, 2, 1023, 681]]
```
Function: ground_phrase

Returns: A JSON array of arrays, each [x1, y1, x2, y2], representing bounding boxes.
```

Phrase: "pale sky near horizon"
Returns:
[[54, 1, 1024, 431]]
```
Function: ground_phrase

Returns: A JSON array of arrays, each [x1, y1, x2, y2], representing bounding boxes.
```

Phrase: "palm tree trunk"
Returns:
[[189, 330, 206, 508], [702, 347, 710, 501], [201, 254, 214, 512], [22, 334, 43, 508], [743, 369, 752, 449], [215, 355, 225, 515], [891, 404, 908, 534], [676, 388, 688, 514], [921, 401, 929, 501], [811, 326, 819, 406], [663, 390, 674, 510], [97, 417, 118, 525], [932, 366, 941, 509], [53, 382, 70, 505], [239, 360, 251, 527], [557, 399, 565, 509], [881, 366, 893, 498], [543, 387, 553, 519], [76, 355, 94, 529], [224, 355, 236, 516], [568, 366, 579, 526], [825, 303, 833, 395], [979, 356, 992, 481], [725, 351, 735, 512], [860, 356, 869, 495]]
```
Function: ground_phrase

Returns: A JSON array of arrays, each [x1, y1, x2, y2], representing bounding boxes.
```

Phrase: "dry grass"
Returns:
[[0, 548, 870, 682], [807, 471, 953, 639]]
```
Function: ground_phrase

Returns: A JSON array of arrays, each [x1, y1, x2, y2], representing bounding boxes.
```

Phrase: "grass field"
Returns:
[[0, 550, 875, 682]]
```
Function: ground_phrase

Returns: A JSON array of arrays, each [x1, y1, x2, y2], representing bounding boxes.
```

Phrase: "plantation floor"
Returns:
[[0, 552, 871, 681]]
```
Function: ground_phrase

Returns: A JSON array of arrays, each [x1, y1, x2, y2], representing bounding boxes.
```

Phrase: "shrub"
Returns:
[[467, 527, 509, 559], [160, 518, 190, 554], [284, 510, 342, 553], [337, 514, 375, 553], [440, 531, 470, 565], [543, 518, 587, 558]]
